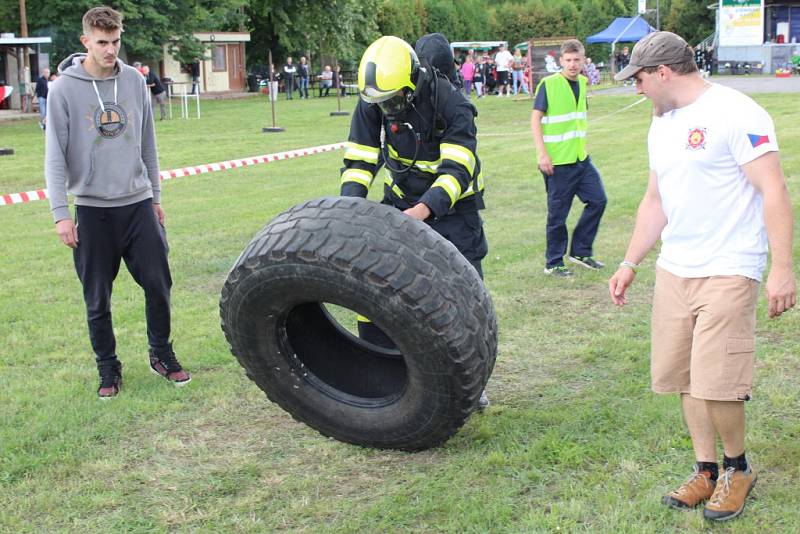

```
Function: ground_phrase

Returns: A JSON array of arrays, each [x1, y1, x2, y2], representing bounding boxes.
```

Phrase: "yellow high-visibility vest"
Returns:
[[537, 74, 588, 165]]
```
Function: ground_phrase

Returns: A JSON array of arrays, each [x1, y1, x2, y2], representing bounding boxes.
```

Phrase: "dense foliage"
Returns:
[[1, 0, 714, 70]]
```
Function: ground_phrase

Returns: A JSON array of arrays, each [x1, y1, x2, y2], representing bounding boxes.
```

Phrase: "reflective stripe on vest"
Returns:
[[541, 111, 587, 125], [538, 74, 587, 165], [542, 131, 587, 143]]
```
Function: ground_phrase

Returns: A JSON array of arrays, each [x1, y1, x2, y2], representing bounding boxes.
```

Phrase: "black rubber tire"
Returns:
[[220, 196, 497, 451]]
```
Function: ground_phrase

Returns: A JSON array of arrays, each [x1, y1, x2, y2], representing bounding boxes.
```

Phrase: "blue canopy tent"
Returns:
[[587, 16, 656, 79], [586, 17, 656, 44]]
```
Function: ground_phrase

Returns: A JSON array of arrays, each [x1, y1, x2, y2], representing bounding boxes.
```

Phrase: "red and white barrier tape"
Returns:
[[1, 141, 346, 207]]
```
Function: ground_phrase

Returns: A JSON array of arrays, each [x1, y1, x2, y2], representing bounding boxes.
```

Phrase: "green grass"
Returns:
[[1, 91, 800, 532]]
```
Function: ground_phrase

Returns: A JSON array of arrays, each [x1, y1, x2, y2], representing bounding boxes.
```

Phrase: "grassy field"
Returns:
[[1, 90, 799, 533]]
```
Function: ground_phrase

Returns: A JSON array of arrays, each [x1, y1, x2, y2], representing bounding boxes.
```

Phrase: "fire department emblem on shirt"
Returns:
[[686, 127, 707, 150], [93, 102, 128, 139]]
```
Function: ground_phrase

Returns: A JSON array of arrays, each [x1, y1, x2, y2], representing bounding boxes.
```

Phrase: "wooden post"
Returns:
[[19, 0, 30, 112], [263, 49, 284, 132], [330, 56, 349, 116]]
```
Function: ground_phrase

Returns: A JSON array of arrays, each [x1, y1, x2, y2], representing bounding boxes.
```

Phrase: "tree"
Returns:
[[246, 0, 379, 70], [489, 0, 580, 48], [0, 0, 246, 68], [376, 0, 427, 43], [664, 0, 714, 45]]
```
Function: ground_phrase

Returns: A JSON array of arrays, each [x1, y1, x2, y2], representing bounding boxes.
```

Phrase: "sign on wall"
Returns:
[[719, 0, 764, 46]]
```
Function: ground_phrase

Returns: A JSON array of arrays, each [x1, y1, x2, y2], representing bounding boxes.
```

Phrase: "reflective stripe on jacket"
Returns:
[[340, 78, 484, 218]]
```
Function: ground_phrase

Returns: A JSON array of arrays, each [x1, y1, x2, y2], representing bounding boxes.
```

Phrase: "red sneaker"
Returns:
[[149, 346, 191, 386], [98, 361, 122, 399]]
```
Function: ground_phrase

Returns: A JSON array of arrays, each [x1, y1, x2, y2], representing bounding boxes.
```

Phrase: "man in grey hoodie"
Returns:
[[45, 5, 190, 399]]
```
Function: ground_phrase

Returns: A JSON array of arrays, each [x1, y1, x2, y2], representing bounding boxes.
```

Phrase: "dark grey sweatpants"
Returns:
[[73, 198, 172, 371]]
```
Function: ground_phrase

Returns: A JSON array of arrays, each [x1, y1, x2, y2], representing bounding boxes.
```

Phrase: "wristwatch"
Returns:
[[619, 260, 639, 273]]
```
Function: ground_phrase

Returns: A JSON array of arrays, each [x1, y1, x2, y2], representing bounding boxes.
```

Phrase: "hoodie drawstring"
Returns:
[[92, 78, 117, 112]]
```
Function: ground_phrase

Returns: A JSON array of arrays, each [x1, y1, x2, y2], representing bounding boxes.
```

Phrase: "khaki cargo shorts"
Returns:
[[651, 266, 759, 401]]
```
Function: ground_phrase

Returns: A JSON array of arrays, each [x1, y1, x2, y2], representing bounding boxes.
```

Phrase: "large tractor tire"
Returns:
[[219, 197, 497, 451]]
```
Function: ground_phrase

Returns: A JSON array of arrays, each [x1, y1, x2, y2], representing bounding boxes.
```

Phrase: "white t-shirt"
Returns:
[[494, 50, 514, 72], [648, 83, 778, 281]]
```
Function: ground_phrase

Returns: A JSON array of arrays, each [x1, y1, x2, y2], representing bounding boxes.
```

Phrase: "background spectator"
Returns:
[[460, 55, 475, 97], [35, 67, 50, 130], [282, 56, 297, 99], [298, 56, 310, 99], [268, 63, 278, 101], [318, 65, 333, 97], [141, 65, 167, 120], [473, 56, 486, 97], [494, 44, 514, 97], [615, 46, 630, 85], [485, 56, 497, 95], [583, 57, 600, 95], [512, 49, 529, 95], [189, 60, 200, 94]]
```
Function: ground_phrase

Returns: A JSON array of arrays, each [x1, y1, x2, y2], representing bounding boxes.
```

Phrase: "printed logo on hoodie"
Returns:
[[94, 102, 128, 139]]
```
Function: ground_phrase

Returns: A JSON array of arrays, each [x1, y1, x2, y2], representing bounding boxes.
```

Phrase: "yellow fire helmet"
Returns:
[[358, 36, 420, 116]]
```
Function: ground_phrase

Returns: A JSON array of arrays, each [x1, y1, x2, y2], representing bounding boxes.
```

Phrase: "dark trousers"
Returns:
[[285, 77, 295, 99], [543, 157, 606, 268], [359, 209, 488, 347], [73, 199, 172, 371]]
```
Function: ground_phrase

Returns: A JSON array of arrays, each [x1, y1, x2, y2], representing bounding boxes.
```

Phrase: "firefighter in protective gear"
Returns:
[[341, 35, 489, 398]]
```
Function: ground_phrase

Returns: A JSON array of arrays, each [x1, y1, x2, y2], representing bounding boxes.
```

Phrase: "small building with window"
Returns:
[[0, 33, 51, 110], [161, 32, 250, 94]]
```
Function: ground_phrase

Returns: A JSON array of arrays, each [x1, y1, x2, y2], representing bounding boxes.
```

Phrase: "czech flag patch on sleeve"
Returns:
[[747, 133, 770, 148]]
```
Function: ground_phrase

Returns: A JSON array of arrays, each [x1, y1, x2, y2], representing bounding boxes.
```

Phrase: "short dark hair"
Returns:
[[560, 39, 585, 56], [82, 6, 123, 35], [641, 59, 698, 76]]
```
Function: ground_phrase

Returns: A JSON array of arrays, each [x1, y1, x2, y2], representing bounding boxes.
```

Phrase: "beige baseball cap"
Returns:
[[614, 31, 694, 81]]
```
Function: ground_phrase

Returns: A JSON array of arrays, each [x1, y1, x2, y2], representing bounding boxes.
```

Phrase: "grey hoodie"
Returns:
[[45, 53, 160, 222]]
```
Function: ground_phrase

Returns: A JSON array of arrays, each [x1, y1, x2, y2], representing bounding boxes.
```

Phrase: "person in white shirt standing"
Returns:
[[493, 44, 514, 97], [609, 31, 796, 522]]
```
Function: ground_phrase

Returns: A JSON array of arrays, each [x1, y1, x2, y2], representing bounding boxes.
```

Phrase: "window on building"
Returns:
[[212, 45, 227, 71]]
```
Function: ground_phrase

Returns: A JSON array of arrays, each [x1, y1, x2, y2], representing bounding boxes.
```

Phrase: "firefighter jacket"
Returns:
[[340, 77, 484, 218]]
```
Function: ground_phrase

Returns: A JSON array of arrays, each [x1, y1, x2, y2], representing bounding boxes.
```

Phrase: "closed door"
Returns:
[[227, 44, 244, 91]]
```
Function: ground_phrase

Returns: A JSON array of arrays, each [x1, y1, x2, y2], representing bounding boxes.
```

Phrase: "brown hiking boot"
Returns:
[[662, 467, 716, 509], [703, 466, 757, 521]]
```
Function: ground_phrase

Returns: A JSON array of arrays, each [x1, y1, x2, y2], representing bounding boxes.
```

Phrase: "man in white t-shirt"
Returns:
[[609, 32, 796, 522], [494, 44, 514, 97]]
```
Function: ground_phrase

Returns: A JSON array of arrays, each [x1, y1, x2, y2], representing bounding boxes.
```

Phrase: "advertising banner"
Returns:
[[719, 0, 764, 46]]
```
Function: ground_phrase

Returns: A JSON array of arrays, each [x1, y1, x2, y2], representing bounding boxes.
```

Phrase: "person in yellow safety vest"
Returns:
[[340, 34, 490, 410], [530, 39, 607, 277]]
